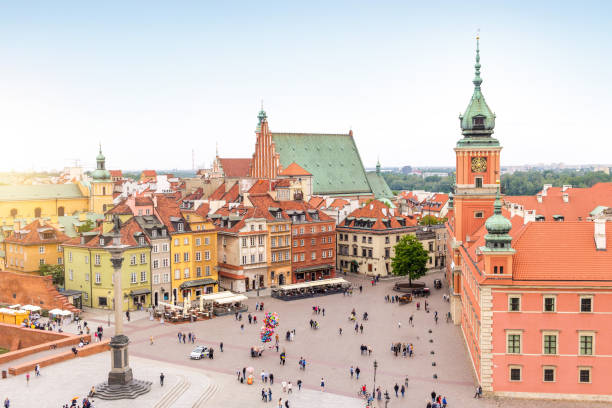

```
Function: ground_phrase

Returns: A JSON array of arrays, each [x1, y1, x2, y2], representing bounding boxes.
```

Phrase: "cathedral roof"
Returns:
[[218, 158, 252, 178]]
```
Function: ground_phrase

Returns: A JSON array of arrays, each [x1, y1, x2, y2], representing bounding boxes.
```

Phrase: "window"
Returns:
[[95, 272, 101, 284], [174, 269, 180, 279], [328, 250, 332, 258], [543, 333, 558, 355], [85, 272, 89, 281], [321, 237, 325, 244], [250, 255, 255, 263], [311, 251, 316, 260], [205, 251, 210, 260], [174, 253, 180, 263], [98, 297, 107, 307], [300, 239, 304, 246], [58, 257, 63, 265], [85, 255, 89, 264], [39, 246, 45, 254], [368, 237, 372, 244], [328, 236, 332, 243], [39, 258, 45, 266], [258, 236, 264, 246], [68, 252, 72, 262], [184, 268, 190, 278], [285, 251, 290, 261], [195, 238, 201, 246], [580, 296, 593, 313], [153, 260, 159, 269], [353, 235, 357, 242], [162, 258, 169, 267], [69, 269, 74, 281], [299, 228, 304, 234], [300, 253, 305, 261], [131, 272, 137, 283], [322, 251, 326, 259], [242, 238, 247, 248], [293, 254, 298, 262], [250, 237, 256, 246], [204, 237, 210, 245], [368, 249, 372, 257], [362, 236, 366, 243], [293, 228, 298, 236], [183, 252, 189, 262], [162, 243, 169, 252], [205, 266, 211, 276], [508, 296, 521, 312], [579, 367, 591, 384], [130, 255, 136, 265], [312, 238, 316, 245], [293, 240, 298, 248], [139, 236, 145, 246], [177, 223, 184, 232], [259, 253, 264, 262], [271, 253, 277, 262], [163, 273, 170, 283], [153, 245, 159, 253], [174, 239, 179, 246], [140, 253, 146, 264], [509, 366, 522, 382], [183, 238, 188, 245], [543, 367, 555, 382], [474, 211, 484, 219], [153, 274, 160, 284], [259, 224, 263, 231], [195, 252, 201, 261], [385, 237, 390, 244], [140, 271, 147, 282], [57, 245, 63, 252], [196, 266, 201, 277], [271, 237, 276, 247], [543, 296, 556, 312], [475, 177, 483, 188], [95, 254, 101, 265], [311, 227, 315, 233], [579, 333, 594, 356], [507, 332, 522, 354], [385, 248, 390, 258], [242, 256, 247, 265]]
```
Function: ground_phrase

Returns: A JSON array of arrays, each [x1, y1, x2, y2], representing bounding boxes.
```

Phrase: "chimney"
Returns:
[[594, 219, 606, 250], [542, 184, 552, 196], [562, 185, 572, 192], [562, 193, 569, 203], [536, 194, 543, 203], [80, 234, 85, 245]]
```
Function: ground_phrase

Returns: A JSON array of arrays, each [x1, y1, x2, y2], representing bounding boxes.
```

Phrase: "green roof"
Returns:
[[0, 184, 85, 201], [57, 212, 104, 237], [271, 132, 371, 195], [366, 172, 393, 200]]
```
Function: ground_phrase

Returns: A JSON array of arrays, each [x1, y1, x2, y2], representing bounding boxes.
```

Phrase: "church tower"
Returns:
[[90, 144, 114, 214], [250, 108, 281, 179], [453, 37, 501, 243]]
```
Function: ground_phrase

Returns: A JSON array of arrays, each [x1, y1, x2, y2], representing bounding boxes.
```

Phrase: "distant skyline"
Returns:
[[1, 1, 611, 172]]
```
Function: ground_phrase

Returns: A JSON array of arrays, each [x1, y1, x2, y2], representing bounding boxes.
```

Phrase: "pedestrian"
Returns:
[[474, 385, 482, 398], [322, 308, 325, 316], [261, 370, 266, 382], [260, 301, 264, 309], [409, 315, 414, 326], [297, 379, 302, 390], [254, 315, 257, 324], [360, 324, 363, 334], [442, 396, 447, 407], [431, 390, 437, 402], [350, 366, 354, 378], [243, 367, 246, 379], [359, 285, 362, 293], [262, 388, 268, 402], [160, 372, 165, 386], [240, 324, 244, 331], [188, 332, 192, 342], [220, 342, 224, 352], [248, 314, 252, 324], [398, 321, 402, 329], [401, 385, 405, 397], [270, 373, 274, 385], [394, 383, 399, 397], [150, 336, 154, 345], [285, 400, 290, 408], [355, 366, 360, 379], [256, 302, 259, 311], [282, 380, 287, 392], [182, 333, 186, 343], [268, 388, 272, 402], [320, 377, 325, 391], [35, 364, 40, 376], [192, 333, 196, 343], [287, 382, 292, 393], [278, 398, 282, 408], [177, 332, 182, 343], [355, 322, 358, 333], [339, 327, 342, 335], [26, 373, 30, 385], [3, 397, 8, 408]]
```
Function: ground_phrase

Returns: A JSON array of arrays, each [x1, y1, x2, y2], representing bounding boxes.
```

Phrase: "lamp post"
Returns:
[[373, 360, 378, 398], [96, 216, 151, 399]]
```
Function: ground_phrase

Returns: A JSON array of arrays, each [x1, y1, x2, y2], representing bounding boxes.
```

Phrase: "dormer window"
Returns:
[[152, 229, 157, 238], [177, 223, 184, 232], [473, 116, 485, 129], [99, 237, 105, 246], [139, 236, 145, 246]]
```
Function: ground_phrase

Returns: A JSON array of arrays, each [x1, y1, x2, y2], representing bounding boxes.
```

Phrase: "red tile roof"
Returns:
[[512, 221, 612, 281], [504, 183, 612, 221], [219, 158, 252, 178], [209, 182, 240, 203], [248, 179, 271, 195], [154, 195, 187, 233], [135, 197, 153, 206], [106, 201, 133, 215], [109, 170, 122, 178], [328, 198, 349, 209], [6, 219, 70, 245], [339, 200, 417, 230], [141, 170, 156, 177], [308, 196, 325, 209], [279, 162, 312, 176], [63, 217, 147, 248], [421, 194, 449, 212]]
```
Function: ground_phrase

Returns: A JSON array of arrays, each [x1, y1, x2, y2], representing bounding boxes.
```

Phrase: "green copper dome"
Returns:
[[484, 191, 513, 250], [459, 37, 496, 138], [92, 144, 111, 181]]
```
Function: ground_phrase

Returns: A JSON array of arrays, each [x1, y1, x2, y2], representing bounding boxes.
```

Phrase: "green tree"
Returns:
[[419, 215, 447, 226], [391, 235, 429, 286], [39, 264, 64, 286], [77, 219, 94, 233]]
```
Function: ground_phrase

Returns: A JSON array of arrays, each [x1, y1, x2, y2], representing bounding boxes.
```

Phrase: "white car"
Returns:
[[189, 346, 209, 360]]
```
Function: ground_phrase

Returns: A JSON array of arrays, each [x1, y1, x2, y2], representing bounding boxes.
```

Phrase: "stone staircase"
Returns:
[[153, 375, 191, 408], [192, 382, 220, 408], [94, 379, 153, 400]]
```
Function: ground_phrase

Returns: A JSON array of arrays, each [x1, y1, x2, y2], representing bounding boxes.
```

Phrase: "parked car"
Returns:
[[189, 346, 209, 360]]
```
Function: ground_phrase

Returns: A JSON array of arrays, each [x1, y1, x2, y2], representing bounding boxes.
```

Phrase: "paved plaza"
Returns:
[[2, 271, 610, 407]]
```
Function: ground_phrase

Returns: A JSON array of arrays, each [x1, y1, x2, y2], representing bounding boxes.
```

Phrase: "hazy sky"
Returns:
[[1, 1, 611, 172]]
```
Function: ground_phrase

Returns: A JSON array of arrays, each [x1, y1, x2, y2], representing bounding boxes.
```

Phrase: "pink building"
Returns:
[[446, 39, 612, 402]]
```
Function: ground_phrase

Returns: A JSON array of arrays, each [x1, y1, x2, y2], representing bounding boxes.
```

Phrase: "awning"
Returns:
[[130, 288, 151, 296], [179, 278, 218, 289], [295, 264, 333, 273], [215, 295, 248, 304], [276, 277, 350, 291], [200, 291, 234, 301]]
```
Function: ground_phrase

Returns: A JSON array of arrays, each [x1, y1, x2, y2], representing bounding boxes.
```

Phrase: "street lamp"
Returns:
[[373, 360, 378, 398], [95, 216, 151, 399]]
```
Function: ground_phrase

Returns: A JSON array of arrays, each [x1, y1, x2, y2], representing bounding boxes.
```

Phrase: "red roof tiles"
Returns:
[[279, 162, 312, 176], [6, 219, 70, 245], [219, 158, 252, 178], [339, 200, 417, 230]]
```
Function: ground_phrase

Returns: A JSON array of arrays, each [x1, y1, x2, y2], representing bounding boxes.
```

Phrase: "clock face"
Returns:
[[471, 157, 487, 173]]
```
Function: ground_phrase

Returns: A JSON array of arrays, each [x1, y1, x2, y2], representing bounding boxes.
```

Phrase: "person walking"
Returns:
[[3, 397, 9, 408], [320, 377, 325, 391], [268, 388, 272, 402], [35, 364, 40, 376], [431, 390, 437, 402], [398, 321, 402, 329], [220, 342, 224, 352], [442, 396, 448, 407], [262, 388, 268, 402], [277, 398, 282, 408], [150, 335, 154, 345], [287, 382, 292, 394], [297, 379, 302, 390], [409, 315, 414, 326], [160, 372, 165, 386], [25, 373, 30, 385], [359, 324, 363, 334], [339, 327, 342, 335], [394, 383, 399, 397], [355, 366, 360, 379], [350, 366, 354, 378], [401, 385, 405, 397], [269, 373, 274, 385]]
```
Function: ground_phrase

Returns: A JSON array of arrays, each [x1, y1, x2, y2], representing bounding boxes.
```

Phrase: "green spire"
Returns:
[[256, 101, 267, 131], [92, 144, 111, 181], [458, 35, 497, 142], [376, 158, 381, 174], [484, 189, 513, 250]]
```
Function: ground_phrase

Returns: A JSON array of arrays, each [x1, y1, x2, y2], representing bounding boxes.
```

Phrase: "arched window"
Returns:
[[57, 206, 65, 216], [34, 208, 42, 218], [10, 208, 17, 217]]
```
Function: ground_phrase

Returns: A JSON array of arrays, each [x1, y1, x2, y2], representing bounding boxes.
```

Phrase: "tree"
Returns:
[[391, 235, 429, 286], [39, 264, 64, 286], [77, 219, 94, 233], [419, 215, 447, 226]]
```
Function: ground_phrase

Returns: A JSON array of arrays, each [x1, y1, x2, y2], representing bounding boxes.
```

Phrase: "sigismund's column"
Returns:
[[96, 215, 151, 399]]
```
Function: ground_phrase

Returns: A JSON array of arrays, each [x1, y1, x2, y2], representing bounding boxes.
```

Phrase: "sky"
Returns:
[[0, 1, 611, 172]]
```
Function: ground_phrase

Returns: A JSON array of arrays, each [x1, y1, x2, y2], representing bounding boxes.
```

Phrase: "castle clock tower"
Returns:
[[453, 37, 501, 243]]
